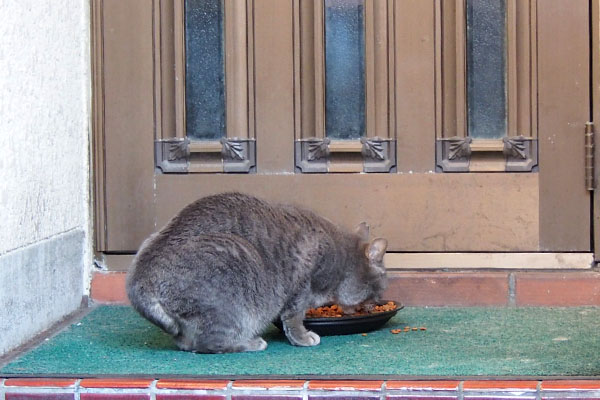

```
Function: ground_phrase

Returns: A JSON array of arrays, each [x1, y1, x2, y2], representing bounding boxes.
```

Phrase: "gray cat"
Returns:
[[126, 192, 388, 354]]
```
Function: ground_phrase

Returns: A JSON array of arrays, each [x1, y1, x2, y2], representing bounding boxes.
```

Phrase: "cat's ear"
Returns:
[[366, 238, 387, 263], [355, 222, 370, 242]]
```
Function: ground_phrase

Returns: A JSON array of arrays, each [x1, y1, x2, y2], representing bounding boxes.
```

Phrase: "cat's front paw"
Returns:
[[282, 318, 321, 347], [287, 329, 320, 347], [302, 330, 321, 346]]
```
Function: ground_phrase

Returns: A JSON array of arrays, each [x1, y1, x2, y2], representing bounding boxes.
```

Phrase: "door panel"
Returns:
[[154, 173, 539, 252], [254, 0, 295, 173], [395, 0, 436, 173], [99, 0, 156, 250], [93, 0, 591, 255], [537, 0, 590, 251]]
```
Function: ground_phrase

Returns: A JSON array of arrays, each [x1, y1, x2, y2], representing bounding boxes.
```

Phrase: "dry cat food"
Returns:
[[390, 326, 427, 334], [305, 301, 397, 318]]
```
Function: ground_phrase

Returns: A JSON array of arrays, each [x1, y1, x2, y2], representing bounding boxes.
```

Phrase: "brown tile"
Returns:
[[386, 396, 457, 400], [157, 396, 226, 400], [156, 379, 230, 390], [6, 395, 75, 400], [541, 397, 600, 400], [541, 380, 600, 390], [466, 397, 535, 400], [79, 378, 154, 389], [90, 272, 129, 304], [232, 380, 306, 390], [233, 396, 303, 400], [310, 396, 379, 400], [384, 272, 509, 306], [4, 378, 78, 388], [515, 272, 600, 306], [80, 395, 149, 400], [385, 381, 460, 391], [308, 380, 383, 391], [463, 380, 538, 390]]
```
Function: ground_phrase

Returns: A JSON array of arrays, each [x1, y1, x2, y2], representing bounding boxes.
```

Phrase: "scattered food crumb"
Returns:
[[361, 333, 368, 336]]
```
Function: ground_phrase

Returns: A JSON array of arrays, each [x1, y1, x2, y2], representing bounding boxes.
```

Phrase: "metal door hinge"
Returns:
[[586, 122, 595, 191]]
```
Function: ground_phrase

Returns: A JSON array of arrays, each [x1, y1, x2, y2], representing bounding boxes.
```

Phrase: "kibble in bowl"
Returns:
[[305, 301, 398, 318]]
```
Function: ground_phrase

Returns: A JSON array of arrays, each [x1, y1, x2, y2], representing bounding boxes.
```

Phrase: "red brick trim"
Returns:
[[307, 380, 384, 391], [90, 270, 600, 306], [79, 378, 154, 389], [90, 272, 129, 304], [541, 380, 600, 390], [514, 272, 600, 306], [463, 380, 538, 390], [2, 378, 600, 398], [232, 380, 306, 390], [4, 378, 78, 388], [386, 380, 460, 390], [156, 379, 230, 390]]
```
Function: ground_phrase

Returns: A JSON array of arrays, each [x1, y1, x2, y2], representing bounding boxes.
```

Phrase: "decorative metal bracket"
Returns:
[[221, 138, 256, 173], [360, 137, 397, 173], [437, 136, 538, 172], [502, 136, 538, 172], [436, 137, 472, 172], [295, 138, 330, 173], [295, 137, 396, 173], [155, 137, 256, 173], [155, 138, 190, 173]]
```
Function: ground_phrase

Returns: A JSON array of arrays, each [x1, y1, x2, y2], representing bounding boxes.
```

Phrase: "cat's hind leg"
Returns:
[[175, 334, 267, 354], [236, 336, 268, 352], [174, 316, 268, 354]]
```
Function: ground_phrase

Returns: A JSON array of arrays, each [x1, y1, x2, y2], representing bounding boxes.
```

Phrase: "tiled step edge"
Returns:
[[90, 270, 600, 306], [3, 378, 600, 400]]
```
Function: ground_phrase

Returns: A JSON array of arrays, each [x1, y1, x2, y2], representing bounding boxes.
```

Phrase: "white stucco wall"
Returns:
[[0, 0, 91, 355]]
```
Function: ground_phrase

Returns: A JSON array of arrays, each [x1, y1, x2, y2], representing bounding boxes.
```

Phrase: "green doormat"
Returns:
[[2, 306, 600, 377]]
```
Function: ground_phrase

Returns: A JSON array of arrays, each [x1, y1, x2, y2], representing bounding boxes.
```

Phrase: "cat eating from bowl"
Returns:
[[127, 192, 388, 353]]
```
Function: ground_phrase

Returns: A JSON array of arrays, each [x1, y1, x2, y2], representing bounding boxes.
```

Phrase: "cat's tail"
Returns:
[[127, 281, 181, 336], [140, 301, 181, 336]]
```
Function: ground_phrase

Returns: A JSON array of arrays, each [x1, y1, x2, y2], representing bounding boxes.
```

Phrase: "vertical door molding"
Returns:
[[438, 0, 467, 140], [294, 0, 326, 142], [363, 0, 396, 172], [225, 0, 250, 140], [436, 0, 538, 172], [294, 0, 329, 173], [365, 0, 389, 139], [503, 0, 538, 172], [91, 0, 107, 250], [594, 0, 600, 261], [154, 0, 256, 174]]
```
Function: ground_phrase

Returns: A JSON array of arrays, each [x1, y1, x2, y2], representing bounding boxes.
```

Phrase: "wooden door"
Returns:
[[93, 0, 592, 269]]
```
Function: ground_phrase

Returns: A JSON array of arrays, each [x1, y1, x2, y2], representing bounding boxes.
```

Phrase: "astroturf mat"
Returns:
[[2, 306, 600, 377]]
